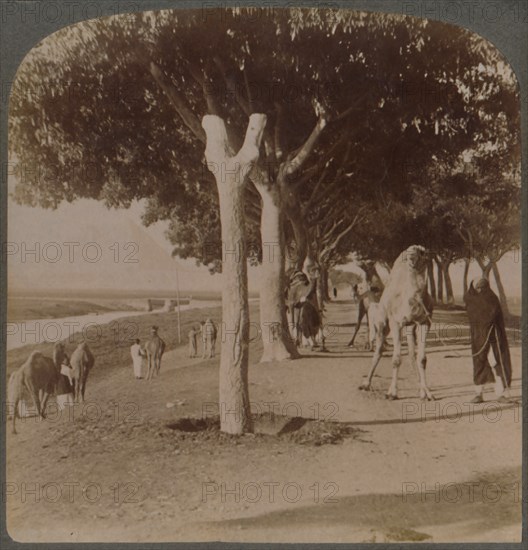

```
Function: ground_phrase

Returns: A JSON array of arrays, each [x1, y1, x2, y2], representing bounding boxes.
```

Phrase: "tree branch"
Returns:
[[235, 114, 268, 166], [150, 62, 206, 143], [320, 207, 365, 262], [333, 91, 370, 121], [213, 56, 251, 116], [283, 115, 327, 176]]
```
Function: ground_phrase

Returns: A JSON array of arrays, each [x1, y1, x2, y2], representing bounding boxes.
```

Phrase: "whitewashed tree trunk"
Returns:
[[256, 183, 299, 362], [202, 113, 266, 434]]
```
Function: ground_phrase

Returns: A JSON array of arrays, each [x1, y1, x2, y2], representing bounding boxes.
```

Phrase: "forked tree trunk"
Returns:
[[256, 183, 299, 362], [491, 262, 509, 315], [427, 258, 437, 303], [202, 113, 266, 434], [462, 257, 470, 296], [477, 257, 493, 279], [482, 262, 493, 278], [442, 261, 454, 305]]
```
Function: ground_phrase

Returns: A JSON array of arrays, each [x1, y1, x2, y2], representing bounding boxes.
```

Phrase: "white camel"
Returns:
[[359, 245, 435, 401]]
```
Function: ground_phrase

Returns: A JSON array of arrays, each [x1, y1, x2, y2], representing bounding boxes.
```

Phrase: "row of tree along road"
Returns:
[[9, 8, 520, 432]]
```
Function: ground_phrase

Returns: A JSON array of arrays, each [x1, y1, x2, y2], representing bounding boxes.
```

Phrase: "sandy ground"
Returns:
[[5, 300, 522, 543]]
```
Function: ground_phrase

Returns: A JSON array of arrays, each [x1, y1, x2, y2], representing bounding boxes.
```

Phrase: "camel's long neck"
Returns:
[[363, 265, 384, 291], [53, 349, 65, 368], [305, 276, 317, 300]]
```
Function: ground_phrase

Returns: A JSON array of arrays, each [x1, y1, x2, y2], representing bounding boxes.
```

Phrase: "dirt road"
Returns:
[[6, 300, 522, 543]]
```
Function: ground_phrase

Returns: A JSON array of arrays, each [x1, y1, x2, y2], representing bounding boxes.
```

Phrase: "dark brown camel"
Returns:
[[348, 285, 384, 350], [8, 351, 58, 434], [146, 326, 166, 380]]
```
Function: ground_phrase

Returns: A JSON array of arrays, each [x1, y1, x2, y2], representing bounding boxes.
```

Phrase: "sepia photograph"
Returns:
[[3, 2, 523, 544]]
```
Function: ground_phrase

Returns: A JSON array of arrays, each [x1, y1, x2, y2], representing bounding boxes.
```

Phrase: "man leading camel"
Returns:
[[464, 277, 512, 403]]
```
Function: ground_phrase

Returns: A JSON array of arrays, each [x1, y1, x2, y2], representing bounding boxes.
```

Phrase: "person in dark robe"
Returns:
[[463, 277, 512, 403], [333, 287, 337, 299]]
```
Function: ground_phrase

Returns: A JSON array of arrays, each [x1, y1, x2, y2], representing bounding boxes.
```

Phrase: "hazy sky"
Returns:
[[7, 197, 225, 293], [7, 195, 521, 297]]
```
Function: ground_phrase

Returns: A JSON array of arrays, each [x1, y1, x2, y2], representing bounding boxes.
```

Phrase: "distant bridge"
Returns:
[[146, 297, 191, 312]]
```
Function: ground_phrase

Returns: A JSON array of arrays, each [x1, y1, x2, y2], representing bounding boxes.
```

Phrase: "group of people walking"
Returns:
[[129, 318, 218, 379], [188, 319, 217, 359]]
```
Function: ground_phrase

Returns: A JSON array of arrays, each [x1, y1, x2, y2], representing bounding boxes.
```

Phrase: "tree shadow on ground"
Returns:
[[198, 466, 521, 542]]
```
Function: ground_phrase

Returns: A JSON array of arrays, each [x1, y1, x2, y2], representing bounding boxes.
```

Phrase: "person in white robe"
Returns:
[[130, 339, 145, 379]]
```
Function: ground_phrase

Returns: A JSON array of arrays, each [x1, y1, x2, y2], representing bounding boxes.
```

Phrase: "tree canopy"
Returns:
[[9, 7, 520, 279]]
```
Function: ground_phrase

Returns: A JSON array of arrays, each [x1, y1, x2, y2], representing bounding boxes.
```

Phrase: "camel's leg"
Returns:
[[417, 323, 434, 400], [147, 353, 154, 380], [26, 381, 43, 419], [292, 310, 298, 347], [405, 325, 420, 383], [348, 300, 366, 347], [386, 319, 402, 399], [41, 392, 51, 415], [291, 309, 301, 347], [39, 389, 50, 417], [81, 369, 89, 402], [146, 355, 151, 380], [318, 326, 327, 351], [365, 311, 374, 351], [359, 320, 386, 390], [76, 368, 84, 402], [12, 398, 20, 434]]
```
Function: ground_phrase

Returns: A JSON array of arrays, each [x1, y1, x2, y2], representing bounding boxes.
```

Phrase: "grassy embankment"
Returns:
[[6, 303, 264, 379]]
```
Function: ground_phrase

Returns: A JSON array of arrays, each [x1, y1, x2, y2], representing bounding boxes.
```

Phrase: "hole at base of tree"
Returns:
[[166, 414, 360, 446], [167, 417, 220, 432]]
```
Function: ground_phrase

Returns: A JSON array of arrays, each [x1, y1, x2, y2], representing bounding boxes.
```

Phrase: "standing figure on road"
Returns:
[[146, 326, 165, 380], [130, 338, 145, 379], [201, 319, 217, 359], [333, 287, 337, 299], [464, 277, 512, 403], [188, 326, 199, 358]]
